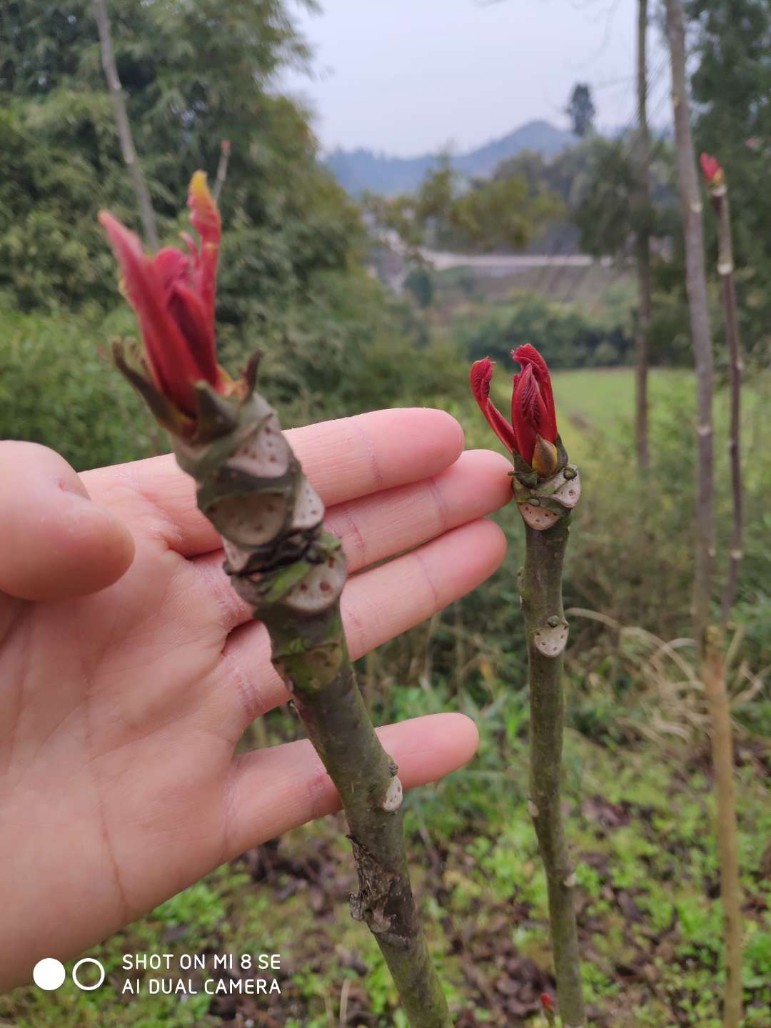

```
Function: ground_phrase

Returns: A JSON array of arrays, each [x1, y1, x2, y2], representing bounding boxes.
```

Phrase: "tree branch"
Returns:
[[634, 0, 652, 472], [93, 0, 159, 249], [708, 183, 744, 626], [704, 628, 744, 1028], [665, 0, 715, 656], [213, 139, 231, 203], [516, 469, 585, 1028], [665, 5, 742, 1024], [123, 355, 452, 1028]]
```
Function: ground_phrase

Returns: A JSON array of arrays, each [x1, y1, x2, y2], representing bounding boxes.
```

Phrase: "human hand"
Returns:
[[0, 407, 511, 989]]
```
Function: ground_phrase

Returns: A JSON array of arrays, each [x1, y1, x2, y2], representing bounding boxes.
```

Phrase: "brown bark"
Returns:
[[213, 139, 232, 203], [634, 0, 652, 472], [709, 185, 744, 625], [665, 0, 714, 655], [93, 0, 159, 249], [704, 628, 744, 1028]]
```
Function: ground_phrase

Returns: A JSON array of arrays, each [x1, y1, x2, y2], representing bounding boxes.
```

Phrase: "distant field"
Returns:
[[553, 367, 688, 424], [487, 367, 687, 462], [484, 366, 768, 472]]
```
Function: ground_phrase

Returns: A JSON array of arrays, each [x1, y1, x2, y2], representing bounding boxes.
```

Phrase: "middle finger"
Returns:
[[188, 448, 512, 635]]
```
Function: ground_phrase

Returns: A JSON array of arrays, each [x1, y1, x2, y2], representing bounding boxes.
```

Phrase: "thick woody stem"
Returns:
[[169, 382, 451, 1028], [264, 607, 450, 1027], [519, 515, 585, 1028]]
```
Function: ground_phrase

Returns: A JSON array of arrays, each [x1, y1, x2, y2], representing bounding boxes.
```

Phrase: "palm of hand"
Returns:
[[0, 409, 509, 989]]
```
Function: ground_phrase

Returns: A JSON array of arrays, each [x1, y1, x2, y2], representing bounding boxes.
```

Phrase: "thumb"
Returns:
[[0, 441, 135, 601]]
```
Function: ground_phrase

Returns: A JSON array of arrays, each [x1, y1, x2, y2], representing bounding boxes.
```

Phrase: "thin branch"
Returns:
[[634, 0, 652, 472], [512, 456, 586, 1028], [665, 3, 743, 1023], [664, 0, 714, 655], [213, 139, 231, 203], [708, 181, 744, 625], [93, 0, 159, 249], [704, 628, 744, 1028], [522, 516, 586, 1028]]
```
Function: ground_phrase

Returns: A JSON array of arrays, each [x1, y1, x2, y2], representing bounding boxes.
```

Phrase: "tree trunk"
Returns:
[[664, 0, 714, 654], [93, 0, 159, 250], [634, 0, 652, 472], [665, 6, 743, 1026]]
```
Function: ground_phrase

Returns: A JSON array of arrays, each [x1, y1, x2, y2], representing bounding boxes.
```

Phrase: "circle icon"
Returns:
[[33, 958, 66, 991], [72, 957, 106, 991]]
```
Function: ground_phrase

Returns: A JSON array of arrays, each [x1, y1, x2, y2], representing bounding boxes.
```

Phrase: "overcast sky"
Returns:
[[283, 0, 671, 156]]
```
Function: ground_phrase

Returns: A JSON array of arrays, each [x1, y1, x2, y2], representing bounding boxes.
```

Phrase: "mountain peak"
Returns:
[[326, 120, 575, 196]]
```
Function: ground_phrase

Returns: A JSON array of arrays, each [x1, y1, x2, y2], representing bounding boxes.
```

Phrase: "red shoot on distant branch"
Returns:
[[470, 344, 560, 478], [540, 992, 557, 1026], [99, 171, 226, 418], [700, 153, 724, 189]]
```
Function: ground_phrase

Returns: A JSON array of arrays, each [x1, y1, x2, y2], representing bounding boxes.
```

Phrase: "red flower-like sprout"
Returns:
[[99, 171, 226, 418], [700, 153, 724, 188], [470, 344, 559, 478], [540, 992, 556, 1025]]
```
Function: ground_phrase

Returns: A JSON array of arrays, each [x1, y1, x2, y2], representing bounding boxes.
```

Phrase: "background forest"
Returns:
[[0, 1, 770, 1025]]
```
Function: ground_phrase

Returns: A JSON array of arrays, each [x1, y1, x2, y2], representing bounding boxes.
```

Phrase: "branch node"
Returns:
[[381, 776, 403, 812], [534, 621, 569, 657]]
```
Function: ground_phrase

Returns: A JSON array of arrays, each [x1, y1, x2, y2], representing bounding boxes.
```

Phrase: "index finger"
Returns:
[[81, 408, 465, 556]]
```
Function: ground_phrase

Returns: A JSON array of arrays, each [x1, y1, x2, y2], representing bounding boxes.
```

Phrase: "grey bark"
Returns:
[[665, 6, 743, 1024], [665, 0, 714, 654], [634, 0, 652, 472], [513, 461, 585, 1028], [94, 0, 159, 249]]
